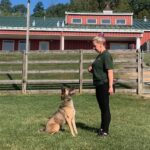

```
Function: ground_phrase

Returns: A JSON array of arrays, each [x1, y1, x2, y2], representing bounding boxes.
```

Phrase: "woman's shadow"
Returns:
[[76, 122, 98, 133]]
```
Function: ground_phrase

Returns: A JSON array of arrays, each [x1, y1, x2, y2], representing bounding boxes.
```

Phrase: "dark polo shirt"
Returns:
[[92, 50, 113, 86]]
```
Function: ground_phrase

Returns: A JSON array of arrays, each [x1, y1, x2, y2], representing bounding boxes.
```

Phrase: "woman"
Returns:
[[88, 34, 114, 137]]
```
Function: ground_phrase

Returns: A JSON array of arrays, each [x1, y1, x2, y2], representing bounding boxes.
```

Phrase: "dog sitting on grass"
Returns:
[[41, 87, 78, 137]]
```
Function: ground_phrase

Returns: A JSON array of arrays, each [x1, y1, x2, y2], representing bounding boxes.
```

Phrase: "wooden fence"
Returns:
[[0, 49, 148, 94], [141, 51, 150, 95]]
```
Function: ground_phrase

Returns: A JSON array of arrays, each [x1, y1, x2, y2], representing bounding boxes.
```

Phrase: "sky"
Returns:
[[10, 0, 70, 13]]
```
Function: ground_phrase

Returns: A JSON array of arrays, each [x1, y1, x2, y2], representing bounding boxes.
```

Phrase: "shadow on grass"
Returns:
[[115, 82, 133, 89], [76, 122, 98, 133], [6, 73, 21, 90]]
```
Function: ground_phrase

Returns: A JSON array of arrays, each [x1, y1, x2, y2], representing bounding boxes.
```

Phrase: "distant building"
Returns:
[[0, 8, 150, 51]]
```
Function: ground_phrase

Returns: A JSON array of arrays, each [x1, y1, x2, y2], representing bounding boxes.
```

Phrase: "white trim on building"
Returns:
[[65, 11, 133, 16], [0, 27, 144, 33]]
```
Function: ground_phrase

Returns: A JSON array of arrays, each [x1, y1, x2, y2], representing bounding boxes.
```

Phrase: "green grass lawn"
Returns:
[[0, 93, 150, 150], [143, 52, 150, 66]]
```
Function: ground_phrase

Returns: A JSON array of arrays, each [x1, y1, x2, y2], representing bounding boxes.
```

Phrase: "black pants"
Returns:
[[96, 82, 111, 133]]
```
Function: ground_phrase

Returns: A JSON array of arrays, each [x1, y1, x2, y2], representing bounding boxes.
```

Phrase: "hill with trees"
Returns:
[[0, 0, 149, 18]]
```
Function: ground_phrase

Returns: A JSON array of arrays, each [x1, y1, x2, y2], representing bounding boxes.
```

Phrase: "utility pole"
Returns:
[[22, 0, 30, 93]]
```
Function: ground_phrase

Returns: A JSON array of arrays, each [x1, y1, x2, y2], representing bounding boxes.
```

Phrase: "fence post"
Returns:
[[141, 50, 144, 94], [22, 53, 28, 94], [79, 50, 83, 93], [137, 49, 142, 95], [22, 0, 30, 94]]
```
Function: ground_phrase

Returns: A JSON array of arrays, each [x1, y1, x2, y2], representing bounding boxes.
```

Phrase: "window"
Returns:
[[39, 41, 49, 51], [72, 18, 82, 24], [116, 19, 125, 25], [110, 43, 128, 50], [87, 19, 96, 24], [2, 40, 14, 52], [101, 19, 111, 25], [18, 40, 26, 52]]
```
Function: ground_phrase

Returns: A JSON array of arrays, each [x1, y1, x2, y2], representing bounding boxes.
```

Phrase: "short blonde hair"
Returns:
[[93, 36, 106, 43]]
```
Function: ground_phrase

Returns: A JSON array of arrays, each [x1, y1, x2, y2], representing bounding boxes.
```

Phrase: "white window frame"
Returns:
[[71, 18, 82, 24], [101, 19, 111, 25], [116, 19, 126, 25], [39, 41, 49, 51], [87, 18, 97, 24], [18, 40, 26, 52], [2, 40, 14, 52], [110, 43, 128, 50]]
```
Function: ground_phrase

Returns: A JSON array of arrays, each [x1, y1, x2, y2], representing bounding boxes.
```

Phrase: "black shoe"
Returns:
[[98, 131, 109, 137], [97, 129, 103, 135]]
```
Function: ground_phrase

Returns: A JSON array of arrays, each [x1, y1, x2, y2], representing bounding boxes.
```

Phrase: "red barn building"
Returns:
[[0, 8, 150, 51]]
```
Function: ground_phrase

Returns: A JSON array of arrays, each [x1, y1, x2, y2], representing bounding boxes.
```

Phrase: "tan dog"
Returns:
[[41, 87, 78, 137]]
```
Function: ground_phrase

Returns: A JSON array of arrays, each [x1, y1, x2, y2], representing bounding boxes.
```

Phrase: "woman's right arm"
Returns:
[[88, 65, 93, 73]]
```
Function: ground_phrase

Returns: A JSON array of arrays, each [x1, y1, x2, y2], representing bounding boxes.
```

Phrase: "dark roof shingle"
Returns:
[[0, 16, 149, 30]]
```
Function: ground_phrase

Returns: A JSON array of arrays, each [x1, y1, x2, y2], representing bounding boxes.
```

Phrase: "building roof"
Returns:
[[65, 11, 133, 16], [0, 16, 149, 31], [0, 16, 64, 28]]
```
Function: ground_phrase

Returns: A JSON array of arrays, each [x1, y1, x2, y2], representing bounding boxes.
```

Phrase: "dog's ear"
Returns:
[[69, 88, 76, 96], [61, 87, 66, 95]]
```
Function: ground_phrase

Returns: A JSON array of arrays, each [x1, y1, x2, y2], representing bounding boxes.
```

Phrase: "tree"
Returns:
[[138, 9, 149, 19], [0, 0, 12, 16], [46, 3, 70, 17], [129, 0, 150, 18], [96, 0, 108, 11], [33, 1, 45, 17], [69, 0, 99, 12], [113, 0, 132, 12], [95, 0, 121, 11], [12, 4, 26, 16]]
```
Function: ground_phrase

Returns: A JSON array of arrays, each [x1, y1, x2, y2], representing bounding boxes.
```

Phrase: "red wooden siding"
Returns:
[[141, 32, 150, 46], [66, 15, 132, 25], [0, 38, 136, 50], [30, 40, 39, 50], [63, 32, 141, 38], [50, 40, 60, 50], [0, 30, 141, 38], [0, 39, 2, 51], [65, 40, 92, 50], [14, 39, 19, 51]]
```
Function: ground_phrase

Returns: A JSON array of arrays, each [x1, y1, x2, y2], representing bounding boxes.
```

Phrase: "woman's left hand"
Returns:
[[109, 87, 113, 95]]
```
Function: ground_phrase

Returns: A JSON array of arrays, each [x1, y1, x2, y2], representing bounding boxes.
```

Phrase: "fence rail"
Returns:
[[141, 50, 150, 94], [0, 49, 148, 94]]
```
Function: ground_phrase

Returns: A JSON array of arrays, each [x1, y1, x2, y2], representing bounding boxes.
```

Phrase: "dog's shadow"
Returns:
[[76, 122, 98, 133]]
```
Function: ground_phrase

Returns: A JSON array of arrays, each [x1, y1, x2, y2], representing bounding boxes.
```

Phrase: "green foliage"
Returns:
[[32, 1, 45, 17], [0, 0, 12, 16], [12, 4, 27, 16], [0, 0, 149, 18], [69, 0, 99, 12], [129, 0, 150, 18], [113, 0, 132, 12], [138, 9, 149, 19], [46, 3, 70, 17]]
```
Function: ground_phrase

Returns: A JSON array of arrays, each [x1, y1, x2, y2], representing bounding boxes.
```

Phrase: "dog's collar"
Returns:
[[61, 95, 72, 101], [66, 96, 72, 101]]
